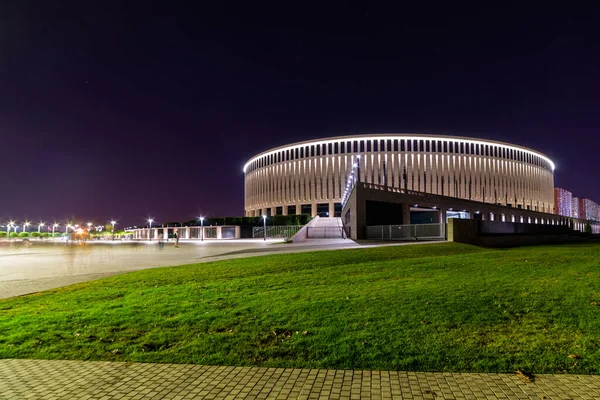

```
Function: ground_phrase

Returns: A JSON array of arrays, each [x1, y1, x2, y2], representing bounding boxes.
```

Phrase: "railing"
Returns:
[[252, 225, 304, 239], [366, 223, 444, 241], [306, 226, 344, 239]]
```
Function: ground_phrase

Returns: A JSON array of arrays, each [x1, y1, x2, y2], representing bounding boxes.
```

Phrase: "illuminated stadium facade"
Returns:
[[243, 134, 555, 217]]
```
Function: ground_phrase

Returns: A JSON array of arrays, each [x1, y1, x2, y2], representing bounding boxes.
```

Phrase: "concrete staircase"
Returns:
[[306, 217, 344, 239], [288, 216, 345, 242]]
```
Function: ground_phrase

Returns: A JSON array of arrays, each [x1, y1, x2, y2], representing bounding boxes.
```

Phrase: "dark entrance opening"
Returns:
[[410, 210, 440, 224], [317, 203, 329, 217], [366, 201, 405, 225], [334, 203, 342, 217]]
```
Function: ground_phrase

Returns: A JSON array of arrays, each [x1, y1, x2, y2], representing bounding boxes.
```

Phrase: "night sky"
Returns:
[[2, 3, 599, 227]]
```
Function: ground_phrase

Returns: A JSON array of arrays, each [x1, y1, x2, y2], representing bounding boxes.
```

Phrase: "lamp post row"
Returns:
[[3, 220, 112, 238]]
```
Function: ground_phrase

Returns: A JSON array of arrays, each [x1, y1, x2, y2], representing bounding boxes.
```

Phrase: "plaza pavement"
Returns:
[[1, 359, 598, 399], [0, 239, 356, 298], [0, 239, 433, 298]]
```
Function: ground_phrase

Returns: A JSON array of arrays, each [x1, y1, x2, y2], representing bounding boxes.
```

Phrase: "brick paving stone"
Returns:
[[1, 359, 600, 399]]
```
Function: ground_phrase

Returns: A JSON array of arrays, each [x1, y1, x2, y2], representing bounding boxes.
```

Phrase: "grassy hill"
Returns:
[[1, 242, 599, 374]]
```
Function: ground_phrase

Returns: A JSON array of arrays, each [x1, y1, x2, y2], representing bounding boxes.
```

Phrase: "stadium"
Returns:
[[243, 134, 555, 218]]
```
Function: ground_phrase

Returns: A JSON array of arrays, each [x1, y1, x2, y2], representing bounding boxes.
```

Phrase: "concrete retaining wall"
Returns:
[[448, 218, 590, 247]]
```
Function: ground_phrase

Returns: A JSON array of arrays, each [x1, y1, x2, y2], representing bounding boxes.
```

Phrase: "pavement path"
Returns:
[[1, 359, 598, 399], [0, 239, 438, 298]]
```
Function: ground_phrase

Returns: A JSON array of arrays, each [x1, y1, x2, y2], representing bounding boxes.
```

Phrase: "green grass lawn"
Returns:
[[1, 242, 600, 374]]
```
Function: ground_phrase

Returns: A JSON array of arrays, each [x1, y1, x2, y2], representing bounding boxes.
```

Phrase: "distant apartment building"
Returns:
[[572, 197, 580, 219], [578, 198, 599, 221], [554, 188, 573, 217]]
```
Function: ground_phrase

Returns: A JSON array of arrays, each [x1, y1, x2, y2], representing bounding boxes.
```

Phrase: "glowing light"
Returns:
[[242, 134, 555, 172]]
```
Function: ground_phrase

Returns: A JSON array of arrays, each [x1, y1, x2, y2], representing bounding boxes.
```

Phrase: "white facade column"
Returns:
[[329, 202, 335, 217], [217, 226, 222, 239]]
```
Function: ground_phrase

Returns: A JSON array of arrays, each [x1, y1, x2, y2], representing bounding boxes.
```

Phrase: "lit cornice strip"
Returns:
[[243, 134, 555, 173]]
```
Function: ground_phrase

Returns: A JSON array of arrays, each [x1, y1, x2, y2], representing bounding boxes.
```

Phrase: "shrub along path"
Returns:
[[1, 242, 600, 375]]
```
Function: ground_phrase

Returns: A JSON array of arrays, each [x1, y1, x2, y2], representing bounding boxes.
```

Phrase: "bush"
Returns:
[[41, 233, 50, 238], [30, 232, 41, 238], [9, 232, 18, 238], [53, 232, 62, 238], [0, 231, 7, 238], [18, 232, 29, 238]]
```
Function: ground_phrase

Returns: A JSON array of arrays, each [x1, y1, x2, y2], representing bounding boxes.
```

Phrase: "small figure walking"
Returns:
[[174, 230, 179, 248]]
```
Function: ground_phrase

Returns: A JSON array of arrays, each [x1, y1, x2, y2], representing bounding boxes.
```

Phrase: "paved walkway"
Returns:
[[0, 239, 439, 299], [1, 359, 598, 399], [0, 239, 357, 298]]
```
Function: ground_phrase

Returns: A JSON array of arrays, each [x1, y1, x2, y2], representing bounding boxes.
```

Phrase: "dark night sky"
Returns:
[[1, 3, 599, 226]]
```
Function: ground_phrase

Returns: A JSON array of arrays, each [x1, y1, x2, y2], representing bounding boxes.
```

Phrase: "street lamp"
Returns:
[[7, 221, 14, 239], [52, 223, 59, 237], [111, 220, 116, 241], [147, 218, 153, 241], [87, 222, 93, 232], [23, 221, 30, 233], [199, 217, 204, 241], [262, 215, 267, 241], [66, 224, 72, 233], [38, 222, 44, 233]]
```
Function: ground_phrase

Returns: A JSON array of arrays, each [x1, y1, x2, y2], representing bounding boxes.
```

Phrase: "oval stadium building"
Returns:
[[243, 134, 555, 218]]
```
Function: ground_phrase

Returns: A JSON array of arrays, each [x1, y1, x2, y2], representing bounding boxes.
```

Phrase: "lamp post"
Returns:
[[52, 223, 58, 237], [147, 218, 153, 241], [23, 221, 30, 233], [38, 222, 44, 233], [199, 217, 204, 241], [111, 220, 116, 241], [8, 221, 14, 239], [66, 224, 72, 234], [87, 222, 93, 232], [262, 215, 267, 241]]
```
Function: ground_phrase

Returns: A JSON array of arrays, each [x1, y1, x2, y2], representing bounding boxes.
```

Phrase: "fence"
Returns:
[[366, 223, 444, 241], [252, 225, 304, 239], [306, 227, 345, 239]]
